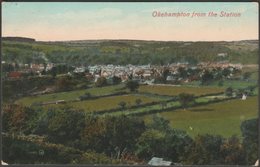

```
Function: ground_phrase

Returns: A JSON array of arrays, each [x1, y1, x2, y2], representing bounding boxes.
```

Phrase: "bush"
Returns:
[[55, 76, 74, 91], [225, 87, 233, 97], [79, 92, 92, 101], [2, 104, 38, 134], [95, 77, 107, 87], [81, 115, 146, 158], [185, 134, 224, 165], [118, 101, 127, 109], [126, 80, 139, 92], [47, 107, 86, 145], [241, 118, 258, 164], [135, 99, 142, 106], [178, 93, 195, 109]]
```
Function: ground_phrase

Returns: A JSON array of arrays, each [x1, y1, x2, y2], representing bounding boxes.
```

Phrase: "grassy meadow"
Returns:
[[143, 96, 258, 138], [15, 80, 258, 138], [46, 94, 161, 112], [16, 84, 125, 106], [139, 85, 225, 96]]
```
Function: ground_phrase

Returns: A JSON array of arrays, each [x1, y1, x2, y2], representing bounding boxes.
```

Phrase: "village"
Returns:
[[2, 60, 243, 85]]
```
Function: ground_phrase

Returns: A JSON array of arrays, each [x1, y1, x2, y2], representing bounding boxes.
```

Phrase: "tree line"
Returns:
[[2, 104, 258, 165], [2, 40, 258, 66]]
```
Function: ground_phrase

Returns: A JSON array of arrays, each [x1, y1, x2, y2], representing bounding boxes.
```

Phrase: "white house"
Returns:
[[242, 94, 247, 100], [1, 160, 8, 165], [254, 159, 259, 166]]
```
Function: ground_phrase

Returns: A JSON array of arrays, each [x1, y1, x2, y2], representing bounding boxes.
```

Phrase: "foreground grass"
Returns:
[[143, 96, 258, 138], [139, 85, 224, 96]]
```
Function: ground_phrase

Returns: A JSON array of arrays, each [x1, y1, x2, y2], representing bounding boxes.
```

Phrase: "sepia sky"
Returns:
[[2, 2, 259, 41]]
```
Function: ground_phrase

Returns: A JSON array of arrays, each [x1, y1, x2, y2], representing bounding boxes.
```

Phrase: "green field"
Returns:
[[46, 94, 161, 112], [16, 84, 125, 106], [211, 80, 257, 89], [109, 96, 220, 116], [14, 82, 258, 137], [183, 79, 257, 89], [16, 84, 225, 107], [139, 85, 224, 96], [144, 96, 258, 138]]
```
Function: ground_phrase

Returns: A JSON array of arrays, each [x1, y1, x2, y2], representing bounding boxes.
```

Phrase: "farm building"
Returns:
[[8, 71, 23, 79]]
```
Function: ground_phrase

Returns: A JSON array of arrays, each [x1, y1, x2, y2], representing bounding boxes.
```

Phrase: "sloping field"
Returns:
[[139, 85, 224, 96], [15, 84, 125, 106], [46, 94, 161, 112], [144, 96, 258, 138]]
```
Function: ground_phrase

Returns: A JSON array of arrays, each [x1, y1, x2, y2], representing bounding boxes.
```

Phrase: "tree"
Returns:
[[222, 68, 231, 77], [103, 116, 145, 159], [135, 99, 142, 106], [56, 64, 74, 74], [162, 68, 170, 83], [2, 104, 38, 134], [178, 93, 195, 110], [240, 118, 258, 164], [118, 101, 127, 109], [243, 72, 251, 81], [2, 63, 15, 72], [3, 134, 84, 164], [50, 66, 57, 78], [160, 101, 167, 110], [149, 114, 171, 132], [112, 76, 122, 85], [214, 68, 223, 80], [142, 115, 193, 162], [201, 70, 214, 85], [220, 135, 246, 165], [178, 67, 187, 78], [235, 89, 244, 98], [95, 77, 107, 87], [136, 125, 193, 163], [185, 134, 224, 165], [77, 151, 115, 164], [126, 80, 139, 92], [43, 62, 47, 71], [154, 76, 166, 84], [164, 129, 193, 163], [135, 129, 166, 160], [81, 115, 145, 159], [245, 85, 257, 96], [31, 109, 55, 136], [218, 80, 224, 87], [186, 56, 198, 65], [47, 107, 85, 145], [55, 76, 74, 91], [225, 87, 233, 97], [79, 92, 92, 101], [79, 114, 107, 151]]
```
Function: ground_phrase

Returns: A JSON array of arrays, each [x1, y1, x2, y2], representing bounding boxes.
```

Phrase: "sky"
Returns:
[[2, 2, 259, 41]]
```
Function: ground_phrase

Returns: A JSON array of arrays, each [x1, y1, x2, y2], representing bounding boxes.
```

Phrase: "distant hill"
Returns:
[[2, 37, 36, 42], [2, 37, 258, 65]]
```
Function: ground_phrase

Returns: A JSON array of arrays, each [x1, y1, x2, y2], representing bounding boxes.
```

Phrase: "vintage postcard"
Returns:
[[1, 2, 259, 166]]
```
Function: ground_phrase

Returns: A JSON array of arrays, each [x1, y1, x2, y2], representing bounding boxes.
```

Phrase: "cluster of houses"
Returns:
[[3, 60, 243, 84], [74, 62, 243, 84], [86, 64, 155, 83], [2, 61, 54, 79]]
